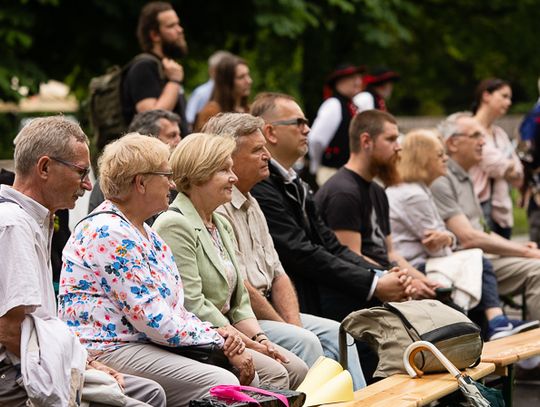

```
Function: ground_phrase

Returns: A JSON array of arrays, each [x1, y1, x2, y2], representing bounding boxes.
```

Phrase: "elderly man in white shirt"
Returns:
[[0, 116, 165, 406]]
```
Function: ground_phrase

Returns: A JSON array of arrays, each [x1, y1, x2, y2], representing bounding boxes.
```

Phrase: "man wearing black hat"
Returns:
[[308, 65, 364, 186], [354, 67, 400, 113]]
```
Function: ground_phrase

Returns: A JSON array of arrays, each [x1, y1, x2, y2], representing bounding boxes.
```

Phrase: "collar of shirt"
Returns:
[[270, 158, 298, 184], [447, 158, 471, 183], [231, 185, 251, 211], [0, 184, 52, 229]]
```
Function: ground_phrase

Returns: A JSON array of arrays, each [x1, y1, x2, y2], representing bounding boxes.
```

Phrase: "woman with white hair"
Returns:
[[58, 133, 254, 407], [154, 133, 309, 390]]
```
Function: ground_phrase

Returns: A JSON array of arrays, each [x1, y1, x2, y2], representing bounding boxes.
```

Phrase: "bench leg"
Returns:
[[502, 364, 514, 407]]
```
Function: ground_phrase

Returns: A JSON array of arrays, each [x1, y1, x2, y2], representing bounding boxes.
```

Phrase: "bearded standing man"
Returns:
[[315, 110, 441, 299], [122, 1, 189, 136]]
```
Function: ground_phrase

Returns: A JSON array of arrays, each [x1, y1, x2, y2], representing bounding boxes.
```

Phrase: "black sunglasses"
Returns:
[[270, 117, 310, 128]]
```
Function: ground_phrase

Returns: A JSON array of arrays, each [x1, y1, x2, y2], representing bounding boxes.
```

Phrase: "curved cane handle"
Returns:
[[403, 341, 462, 379]]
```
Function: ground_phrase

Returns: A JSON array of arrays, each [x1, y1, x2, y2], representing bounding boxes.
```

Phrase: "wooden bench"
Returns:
[[327, 362, 495, 407], [481, 327, 540, 406]]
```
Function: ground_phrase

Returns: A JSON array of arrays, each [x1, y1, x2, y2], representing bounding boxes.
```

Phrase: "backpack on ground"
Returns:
[[339, 299, 483, 378], [88, 53, 163, 152]]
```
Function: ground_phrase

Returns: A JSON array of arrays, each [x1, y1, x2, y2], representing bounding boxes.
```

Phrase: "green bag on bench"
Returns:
[[340, 299, 483, 378]]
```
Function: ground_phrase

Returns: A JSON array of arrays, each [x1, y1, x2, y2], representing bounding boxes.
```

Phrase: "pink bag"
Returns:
[[210, 385, 290, 407]]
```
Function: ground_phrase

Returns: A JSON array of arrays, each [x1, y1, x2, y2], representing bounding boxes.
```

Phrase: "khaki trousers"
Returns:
[[490, 256, 540, 321]]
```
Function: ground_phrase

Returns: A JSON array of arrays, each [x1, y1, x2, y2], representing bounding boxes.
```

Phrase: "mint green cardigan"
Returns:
[[153, 192, 255, 327]]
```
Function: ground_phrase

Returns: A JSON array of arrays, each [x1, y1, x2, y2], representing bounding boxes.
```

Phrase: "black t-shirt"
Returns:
[[315, 167, 391, 267], [121, 58, 188, 135]]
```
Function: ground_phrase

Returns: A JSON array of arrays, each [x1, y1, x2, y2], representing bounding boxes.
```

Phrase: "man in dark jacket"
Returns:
[[249, 92, 413, 322]]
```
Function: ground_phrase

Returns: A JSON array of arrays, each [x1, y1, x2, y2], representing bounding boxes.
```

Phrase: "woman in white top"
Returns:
[[387, 129, 537, 340]]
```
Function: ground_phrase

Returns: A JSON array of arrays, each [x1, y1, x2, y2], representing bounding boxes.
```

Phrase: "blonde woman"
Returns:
[[386, 129, 537, 340], [154, 133, 308, 389], [59, 134, 254, 407]]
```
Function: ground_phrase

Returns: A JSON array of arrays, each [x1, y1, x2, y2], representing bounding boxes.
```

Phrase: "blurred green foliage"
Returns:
[[1, 0, 540, 158]]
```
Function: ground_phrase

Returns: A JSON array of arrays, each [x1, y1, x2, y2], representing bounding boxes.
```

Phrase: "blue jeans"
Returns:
[[259, 313, 366, 390]]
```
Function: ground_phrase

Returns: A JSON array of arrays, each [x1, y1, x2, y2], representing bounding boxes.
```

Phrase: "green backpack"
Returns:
[[340, 299, 483, 378], [88, 53, 163, 152]]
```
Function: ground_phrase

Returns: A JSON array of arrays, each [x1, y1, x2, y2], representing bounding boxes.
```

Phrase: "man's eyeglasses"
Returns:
[[452, 131, 484, 140], [270, 118, 310, 128], [143, 171, 174, 181], [50, 157, 91, 182]]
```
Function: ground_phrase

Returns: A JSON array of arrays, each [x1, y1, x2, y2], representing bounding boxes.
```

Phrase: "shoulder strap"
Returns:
[[0, 197, 22, 207], [127, 53, 165, 81], [75, 210, 129, 229]]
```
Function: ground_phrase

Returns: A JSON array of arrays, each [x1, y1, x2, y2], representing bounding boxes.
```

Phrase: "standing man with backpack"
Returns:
[[122, 2, 189, 138]]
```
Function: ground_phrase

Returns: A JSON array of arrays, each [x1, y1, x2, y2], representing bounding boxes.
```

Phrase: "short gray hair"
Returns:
[[14, 116, 88, 176], [208, 50, 234, 68], [202, 112, 264, 140], [128, 109, 181, 137], [437, 111, 473, 142]]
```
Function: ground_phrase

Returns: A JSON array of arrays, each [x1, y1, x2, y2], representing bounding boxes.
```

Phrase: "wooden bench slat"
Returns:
[[481, 327, 540, 366], [328, 362, 495, 407]]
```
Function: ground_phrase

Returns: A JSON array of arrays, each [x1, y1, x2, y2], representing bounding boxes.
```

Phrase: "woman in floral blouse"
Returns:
[[154, 133, 308, 390], [58, 133, 254, 407]]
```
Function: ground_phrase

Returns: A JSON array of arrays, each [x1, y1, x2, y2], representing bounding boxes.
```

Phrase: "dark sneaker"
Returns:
[[487, 315, 539, 341]]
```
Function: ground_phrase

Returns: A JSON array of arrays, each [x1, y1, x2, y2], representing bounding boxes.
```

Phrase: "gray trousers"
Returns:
[[96, 343, 239, 407], [245, 343, 308, 390], [0, 361, 166, 407], [490, 255, 540, 321]]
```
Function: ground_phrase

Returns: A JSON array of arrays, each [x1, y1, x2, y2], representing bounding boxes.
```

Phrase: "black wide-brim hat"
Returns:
[[363, 67, 400, 86], [325, 64, 366, 86]]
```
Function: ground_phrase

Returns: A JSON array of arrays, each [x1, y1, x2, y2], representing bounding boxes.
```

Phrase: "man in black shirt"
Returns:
[[315, 110, 440, 299], [122, 1, 189, 136], [250, 93, 413, 322]]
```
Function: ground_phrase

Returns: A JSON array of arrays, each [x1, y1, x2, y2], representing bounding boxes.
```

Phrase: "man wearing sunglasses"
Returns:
[[0, 116, 166, 406], [249, 93, 413, 325]]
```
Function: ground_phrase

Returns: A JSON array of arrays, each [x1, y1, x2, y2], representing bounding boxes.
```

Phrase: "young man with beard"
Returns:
[[250, 93, 414, 324], [122, 1, 189, 136], [315, 110, 441, 299]]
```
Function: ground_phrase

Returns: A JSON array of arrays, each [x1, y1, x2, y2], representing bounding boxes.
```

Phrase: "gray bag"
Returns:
[[340, 299, 483, 378]]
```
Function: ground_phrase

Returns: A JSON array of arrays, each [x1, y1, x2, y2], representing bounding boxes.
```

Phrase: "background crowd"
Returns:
[[2, 1, 540, 406]]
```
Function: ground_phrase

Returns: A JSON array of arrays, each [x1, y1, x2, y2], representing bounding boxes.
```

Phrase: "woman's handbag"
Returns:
[[157, 343, 231, 370], [189, 386, 306, 407]]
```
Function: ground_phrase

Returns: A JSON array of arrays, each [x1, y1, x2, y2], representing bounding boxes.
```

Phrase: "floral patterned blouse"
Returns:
[[58, 200, 223, 352]]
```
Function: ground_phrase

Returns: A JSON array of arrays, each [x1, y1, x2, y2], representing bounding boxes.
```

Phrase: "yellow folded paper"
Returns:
[[296, 356, 354, 406]]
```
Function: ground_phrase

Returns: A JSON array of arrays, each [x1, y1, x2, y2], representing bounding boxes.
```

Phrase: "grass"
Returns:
[[512, 188, 529, 237]]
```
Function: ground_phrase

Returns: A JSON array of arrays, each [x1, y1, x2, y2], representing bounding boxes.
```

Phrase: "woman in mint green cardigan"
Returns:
[[154, 133, 308, 389]]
